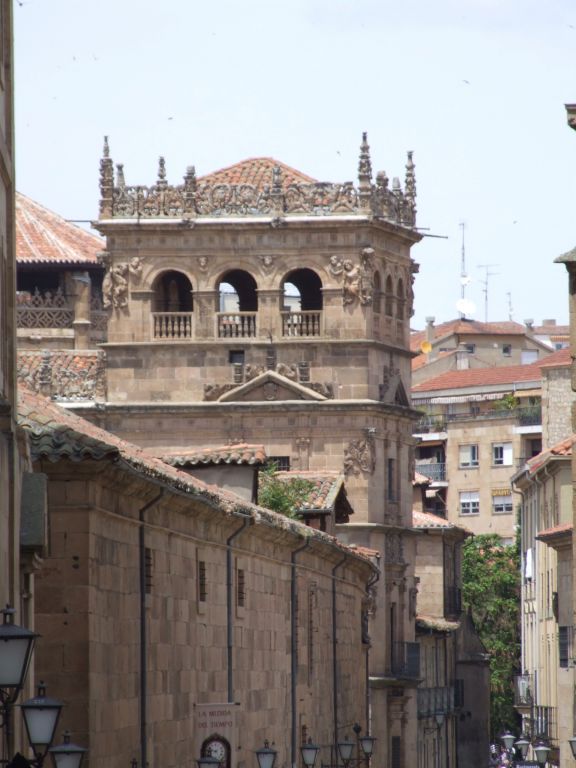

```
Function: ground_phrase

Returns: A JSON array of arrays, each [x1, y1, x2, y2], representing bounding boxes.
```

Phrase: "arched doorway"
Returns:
[[217, 269, 258, 337], [281, 268, 323, 337], [152, 271, 193, 339]]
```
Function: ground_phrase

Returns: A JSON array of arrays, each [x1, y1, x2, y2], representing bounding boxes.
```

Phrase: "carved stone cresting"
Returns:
[[343, 432, 376, 476], [102, 263, 129, 309], [342, 247, 375, 306], [99, 135, 417, 228]]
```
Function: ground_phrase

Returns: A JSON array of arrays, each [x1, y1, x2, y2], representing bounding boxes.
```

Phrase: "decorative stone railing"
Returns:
[[152, 312, 193, 340], [281, 311, 321, 337], [217, 312, 257, 338], [16, 288, 74, 329], [99, 134, 417, 228]]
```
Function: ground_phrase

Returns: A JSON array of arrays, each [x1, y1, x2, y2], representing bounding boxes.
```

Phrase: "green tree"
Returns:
[[258, 463, 316, 519], [461, 533, 521, 738]]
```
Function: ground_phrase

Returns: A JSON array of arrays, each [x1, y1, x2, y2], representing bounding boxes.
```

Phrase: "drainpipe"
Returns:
[[227, 515, 253, 703], [364, 566, 380, 729], [291, 538, 310, 768], [332, 554, 348, 748], [138, 489, 164, 768]]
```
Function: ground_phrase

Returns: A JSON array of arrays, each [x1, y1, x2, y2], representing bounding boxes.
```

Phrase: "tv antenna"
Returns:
[[477, 263, 499, 322], [506, 292, 513, 321], [458, 222, 472, 318]]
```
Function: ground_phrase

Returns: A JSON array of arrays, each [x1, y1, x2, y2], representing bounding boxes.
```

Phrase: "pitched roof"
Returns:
[[264, 470, 353, 524], [537, 346, 571, 368], [16, 192, 103, 265], [525, 433, 575, 475], [412, 509, 472, 535], [411, 357, 549, 394], [199, 157, 317, 190], [151, 444, 267, 467], [536, 521, 573, 542], [411, 318, 529, 352]]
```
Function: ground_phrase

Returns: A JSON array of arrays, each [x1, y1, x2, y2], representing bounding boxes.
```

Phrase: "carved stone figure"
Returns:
[[342, 247, 375, 307], [328, 254, 344, 277], [102, 263, 129, 309], [343, 433, 376, 476], [198, 255, 208, 272], [129, 257, 143, 282], [259, 254, 275, 273]]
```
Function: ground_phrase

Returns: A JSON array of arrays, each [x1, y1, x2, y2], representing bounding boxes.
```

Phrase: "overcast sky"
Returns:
[[13, 0, 576, 329]]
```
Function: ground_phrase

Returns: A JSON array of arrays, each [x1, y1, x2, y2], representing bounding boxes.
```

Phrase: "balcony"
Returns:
[[532, 705, 557, 743], [415, 461, 446, 482], [387, 641, 420, 679], [152, 312, 193, 339], [414, 416, 447, 434], [217, 312, 257, 338], [513, 674, 533, 708], [446, 405, 541, 426], [559, 625, 574, 668], [281, 311, 321, 337], [417, 686, 454, 718]]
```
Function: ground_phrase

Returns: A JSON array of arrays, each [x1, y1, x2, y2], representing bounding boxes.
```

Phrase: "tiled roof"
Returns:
[[412, 509, 472, 535], [16, 192, 103, 265], [199, 157, 317, 190], [273, 471, 345, 511], [152, 444, 267, 467], [347, 544, 380, 560], [537, 522, 573, 541], [416, 615, 460, 633], [411, 356, 550, 393], [17, 350, 106, 402], [412, 349, 455, 371], [538, 347, 571, 368], [410, 318, 528, 351], [525, 434, 575, 474]]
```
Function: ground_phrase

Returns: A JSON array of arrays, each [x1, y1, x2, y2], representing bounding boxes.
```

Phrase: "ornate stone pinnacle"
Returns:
[[272, 165, 283, 194], [157, 156, 167, 185], [103, 136, 110, 158], [405, 150, 416, 203], [116, 163, 126, 189], [358, 131, 373, 184]]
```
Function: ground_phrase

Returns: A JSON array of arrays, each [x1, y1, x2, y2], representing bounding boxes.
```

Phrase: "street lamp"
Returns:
[[0, 607, 38, 699], [255, 741, 277, 768], [48, 731, 87, 768], [358, 735, 376, 760], [500, 731, 516, 752], [337, 737, 354, 766], [569, 736, 576, 760], [533, 742, 550, 767], [514, 736, 530, 760], [300, 739, 320, 768], [20, 683, 63, 766]]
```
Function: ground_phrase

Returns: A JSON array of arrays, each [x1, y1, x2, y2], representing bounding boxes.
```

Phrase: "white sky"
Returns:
[[14, 0, 576, 330]]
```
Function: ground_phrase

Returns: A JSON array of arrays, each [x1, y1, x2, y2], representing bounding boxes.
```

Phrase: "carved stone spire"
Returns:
[[270, 165, 284, 215], [99, 136, 114, 218], [184, 165, 197, 215], [404, 150, 417, 226], [157, 156, 167, 188], [358, 132, 373, 212], [116, 163, 126, 189]]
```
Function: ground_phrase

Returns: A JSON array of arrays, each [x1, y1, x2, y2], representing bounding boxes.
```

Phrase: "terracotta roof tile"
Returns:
[[151, 444, 267, 467], [272, 471, 345, 511], [537, 347, 571, 368], [16, 192, 103, 265], [199, 158, 317, 190], [525, 434, 575, 474], [411, 356, 551, 393], [410, 318, 528, 351], [17, 350, 106, 402], [537, 522, 573, 541], [413, 509, 472, 535]]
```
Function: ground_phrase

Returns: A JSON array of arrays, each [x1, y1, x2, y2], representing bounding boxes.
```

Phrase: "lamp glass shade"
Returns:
[[255, 741, 277, 768], [21, 686, 63, 752], [359, 736, 376, 757], [0, 609, 37, 689], [501, 732, 516, 751], [569, 736, 576, 759], [515, 737, 530, 759], [49, 733, 87, 768], [337, 739, 355, 763], [533, 743, 550, 766], [301, 742, 320, 768]]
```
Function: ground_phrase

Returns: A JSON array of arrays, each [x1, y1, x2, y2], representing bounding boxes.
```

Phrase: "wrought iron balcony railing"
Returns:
[[513, 674, 534, 707], [417, 686, 454, 718], [444, 586, 462, 618], [387, 641, 420, 679], [415, 461, 446, 482]]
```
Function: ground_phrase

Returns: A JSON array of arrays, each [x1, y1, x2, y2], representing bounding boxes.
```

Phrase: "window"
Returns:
[[492, 493, 513, 514], [144, 547, 153, 594], [502, 344, 512, 356], [464, 343, 475, 354], [267, 456, 291, 471], [492, 442, 512, 466], [229, 350, 245, 365], [236, 567, 245, 608], [197, 559, 207, 602], [521, 349, 538, 365], [387, 458, 397, 501], [459, 444, 479, 468], [459, 491, 479, 515]]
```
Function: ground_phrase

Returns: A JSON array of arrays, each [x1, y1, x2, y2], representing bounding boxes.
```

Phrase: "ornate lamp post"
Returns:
[[255, 741, 277, 768], [300, 739, 320, 768], [20, 683, 63, 767], [48, 731, 87, 768]]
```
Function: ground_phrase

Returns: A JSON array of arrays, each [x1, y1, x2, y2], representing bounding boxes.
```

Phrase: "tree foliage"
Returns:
[[461, 533, 521, 738], [258, 463, 316, 519]]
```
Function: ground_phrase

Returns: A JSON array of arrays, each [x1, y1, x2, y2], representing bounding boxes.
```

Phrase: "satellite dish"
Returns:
[[420, 340, 432, 354], [456, 298, 476, 316]]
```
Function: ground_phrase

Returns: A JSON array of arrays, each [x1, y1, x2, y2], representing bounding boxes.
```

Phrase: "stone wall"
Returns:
[[541, 365, 573, 447]]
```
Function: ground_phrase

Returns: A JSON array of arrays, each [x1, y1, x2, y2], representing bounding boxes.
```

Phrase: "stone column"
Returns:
[[194, 290, 219, 339], [68, 271, 91, 350], [257, 289, 282, 340], [130, 290, 155, 342]]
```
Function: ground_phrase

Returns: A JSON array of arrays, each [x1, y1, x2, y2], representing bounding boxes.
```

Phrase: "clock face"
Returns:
[[206, 740, 227, 763]]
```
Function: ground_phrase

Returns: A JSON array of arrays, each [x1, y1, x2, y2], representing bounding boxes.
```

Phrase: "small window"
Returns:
[[492, 442, 512, 466], [236, 567, 245, 608], [145, 547, 153, 594], [521, 349, 538, 365], [502, 344, 512, 356], [459, 444, 479, 468], [459, 491, 479, 515], [198, 560, 207, 603], [492, 494, 513, 514], [229, 350, 245, 365], [464, 343, 475, 354], [267, 456, 291, 471]]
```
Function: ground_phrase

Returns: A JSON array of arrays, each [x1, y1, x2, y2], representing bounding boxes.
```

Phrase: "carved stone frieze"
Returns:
[[308, 382, 334, 399], [203, 383, 237, 401], [343, 432, 376, 476]]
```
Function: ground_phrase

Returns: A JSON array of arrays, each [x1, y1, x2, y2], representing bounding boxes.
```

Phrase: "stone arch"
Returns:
[[152, 270, 193, 312], [217, 269, 258, 312], [282, 268, 323, 311]]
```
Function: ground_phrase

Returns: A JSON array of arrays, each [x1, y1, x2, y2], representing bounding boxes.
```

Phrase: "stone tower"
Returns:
[[93, 134, 422, 768]]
